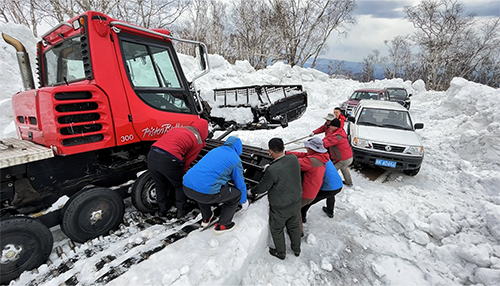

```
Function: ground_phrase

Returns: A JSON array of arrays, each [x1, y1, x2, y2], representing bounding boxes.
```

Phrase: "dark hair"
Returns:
[[334, 107, 341, 111], [268, 138, 284, 153], [329, 118, 341, 127]]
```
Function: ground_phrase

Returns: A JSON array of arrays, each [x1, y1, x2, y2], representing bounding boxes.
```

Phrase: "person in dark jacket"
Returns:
[[301, 160, 343, 222], [147, 118, 209, 218], [250, 138, 302, 260], [183, 136, 249, 234], [323, 118, 353, 186], [287, 137, 330, 235]]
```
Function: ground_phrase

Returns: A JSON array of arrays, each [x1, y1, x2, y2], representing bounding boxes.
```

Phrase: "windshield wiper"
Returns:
[[382, 124, 411, 130], [359, 121, 381, 127], [154, 62, 172, 88]]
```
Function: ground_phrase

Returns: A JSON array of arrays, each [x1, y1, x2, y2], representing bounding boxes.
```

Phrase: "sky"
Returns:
[[326, 0, 500, 62], [1, 21, 500, 286]]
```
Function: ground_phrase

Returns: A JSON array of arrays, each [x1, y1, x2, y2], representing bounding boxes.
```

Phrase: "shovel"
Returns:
[[284, 134, 313, 146]]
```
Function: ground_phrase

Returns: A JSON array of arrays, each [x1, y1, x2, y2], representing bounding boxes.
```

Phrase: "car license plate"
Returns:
[[375, 159, 396, 168]]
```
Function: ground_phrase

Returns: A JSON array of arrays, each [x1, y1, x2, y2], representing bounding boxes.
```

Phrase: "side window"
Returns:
[[120, 37, 192, 114], [122, 41, 181, 88]]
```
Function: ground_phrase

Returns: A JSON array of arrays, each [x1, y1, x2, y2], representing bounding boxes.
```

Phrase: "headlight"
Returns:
[[353, 138, 372, 148], [406, 146, 424, 155]]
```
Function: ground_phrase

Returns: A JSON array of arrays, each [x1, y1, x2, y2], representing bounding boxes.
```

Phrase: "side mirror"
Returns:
[[408, 94, 412, 97], [414, 123, 424, 129], [347, 116, 355, 123], [196, 43, 208, 71]]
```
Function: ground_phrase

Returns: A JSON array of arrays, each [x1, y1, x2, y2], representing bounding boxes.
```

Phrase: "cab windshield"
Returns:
[[44, 36, 86, 86]]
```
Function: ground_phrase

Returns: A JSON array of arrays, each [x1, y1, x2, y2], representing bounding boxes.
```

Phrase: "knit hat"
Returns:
[[323, 113, 335, 121], [304, 137, 327, 153], [330, 118, 341, 128]]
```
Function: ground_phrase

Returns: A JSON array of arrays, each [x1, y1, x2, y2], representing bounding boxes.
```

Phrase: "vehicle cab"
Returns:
[[347, 100, 424, 176], [387, 87, 412, 109], [340, 88, 389, 116]]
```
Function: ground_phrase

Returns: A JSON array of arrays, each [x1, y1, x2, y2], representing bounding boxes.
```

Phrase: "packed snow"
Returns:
[[1, 22, 500, 286]]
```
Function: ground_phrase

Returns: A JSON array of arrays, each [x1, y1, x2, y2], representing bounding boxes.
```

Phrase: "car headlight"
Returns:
[[353, 137, 372, 148], [406, 146, 424, 155]]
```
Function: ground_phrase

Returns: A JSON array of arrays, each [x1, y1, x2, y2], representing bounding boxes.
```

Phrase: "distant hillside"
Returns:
[[303, 58, 384, 80]]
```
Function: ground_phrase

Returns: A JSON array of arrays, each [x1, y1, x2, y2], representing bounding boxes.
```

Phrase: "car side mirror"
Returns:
[[347, 116, 355, 123], [408, 94, 412, 97], [414, 123, 424, 129]]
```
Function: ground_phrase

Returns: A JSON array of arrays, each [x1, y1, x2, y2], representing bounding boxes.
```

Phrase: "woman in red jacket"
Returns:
[[322, 118, 353, 186], [287, 137, 330, 235]]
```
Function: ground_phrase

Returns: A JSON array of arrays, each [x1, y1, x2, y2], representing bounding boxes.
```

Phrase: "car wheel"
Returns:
[[61, 187, 124, 243], [0, 217, 53, 284], [403, 168, 420, 176]]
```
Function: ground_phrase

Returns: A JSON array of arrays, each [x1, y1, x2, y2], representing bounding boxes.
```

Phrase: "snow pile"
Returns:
[[1, 22, 500, 286]]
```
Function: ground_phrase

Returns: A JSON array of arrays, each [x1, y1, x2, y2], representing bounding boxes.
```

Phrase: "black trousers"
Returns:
[[183, 185, 241, 226], [269, 201, 301, 256], [301, 188, 342, 219], [147, 148, 186, 213]]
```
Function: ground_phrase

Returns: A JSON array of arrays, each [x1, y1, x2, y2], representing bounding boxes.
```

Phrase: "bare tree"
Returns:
[[404, 0, 475, 90], [1, 0, 39, 36], [357, 49, 379, 82], [381, 35, 413, 79], [229, 0, 280, 68], [268, 0, 356, 68], [328, 60, 353, 79]]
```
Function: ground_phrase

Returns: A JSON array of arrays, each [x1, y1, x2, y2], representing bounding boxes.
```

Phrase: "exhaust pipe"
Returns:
[[2, 32, 35, 90]]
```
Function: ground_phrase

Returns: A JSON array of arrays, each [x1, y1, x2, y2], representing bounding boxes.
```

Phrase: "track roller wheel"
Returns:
[[61, 187, 124, 243], [0, 217, 53, 284], [131, 171, 160, 213]]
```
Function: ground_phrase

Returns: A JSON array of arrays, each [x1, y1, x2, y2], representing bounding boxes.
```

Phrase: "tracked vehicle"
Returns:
[[0, 11, 307, 283]]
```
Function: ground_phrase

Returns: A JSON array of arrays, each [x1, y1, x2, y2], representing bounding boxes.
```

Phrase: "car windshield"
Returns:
[[358, 108, 413, 130], [388, 89, 407, 99], [350, 91, 379, 100]]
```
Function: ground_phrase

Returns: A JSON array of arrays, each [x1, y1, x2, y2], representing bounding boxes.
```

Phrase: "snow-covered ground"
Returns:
[[1, 22, 500, 286]]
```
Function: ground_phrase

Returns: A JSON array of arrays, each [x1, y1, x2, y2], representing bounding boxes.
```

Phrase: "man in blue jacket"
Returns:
[[301, 160, 343, 222], [183, 136, 249, 234]]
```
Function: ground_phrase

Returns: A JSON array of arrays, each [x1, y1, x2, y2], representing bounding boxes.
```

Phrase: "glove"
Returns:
[[309, 132, 315, 137], [241, 200, 249, 210], [262, 164, 270, 172]]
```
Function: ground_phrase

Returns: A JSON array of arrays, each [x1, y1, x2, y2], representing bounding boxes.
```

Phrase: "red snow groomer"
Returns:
[[0, 11, 307, 283]]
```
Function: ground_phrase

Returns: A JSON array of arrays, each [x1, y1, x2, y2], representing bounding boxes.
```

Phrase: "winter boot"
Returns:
[[213, 222, 235, 234], [322, 206, 334, 218], [269, 248, 285, 260], [176, 202, 187, 219], [201, 212, 215, 228]]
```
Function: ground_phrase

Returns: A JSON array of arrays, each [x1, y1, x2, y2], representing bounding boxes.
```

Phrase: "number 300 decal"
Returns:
[[120, 134, 134, 142]]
